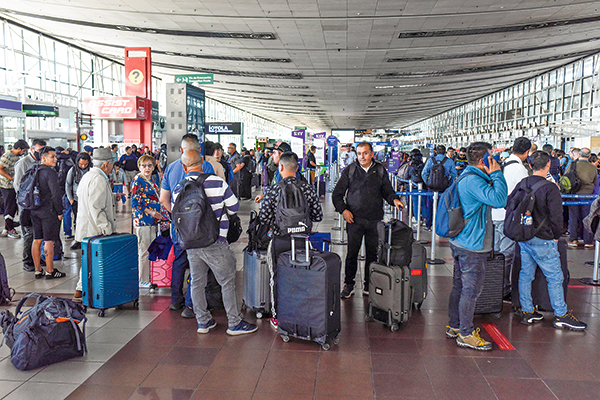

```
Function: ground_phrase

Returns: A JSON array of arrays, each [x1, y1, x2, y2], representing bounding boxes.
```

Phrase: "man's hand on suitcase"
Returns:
[[342, 209, 354, 224], [393, 199, 404, 210]]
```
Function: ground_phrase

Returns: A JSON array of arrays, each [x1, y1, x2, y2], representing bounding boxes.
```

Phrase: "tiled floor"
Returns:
[[2, 190, 600, 399]]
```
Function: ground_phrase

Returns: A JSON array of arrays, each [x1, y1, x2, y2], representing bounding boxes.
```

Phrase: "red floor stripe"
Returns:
[[482, 323, 515, 351], [568, 285, 597, 289]]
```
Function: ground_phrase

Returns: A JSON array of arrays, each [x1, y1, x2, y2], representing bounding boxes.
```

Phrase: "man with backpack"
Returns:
[[14, 139, 46, 272], [491, 137, 531, 300], [445, 142, 507, 351], [30, 147, 66, 280], [333, 142, 403, 299], [564, 148, 597, 247], [257, 151, 323, 328], [55, 147, 75, 239], [172, 149, 257, 336], [505, 151, 587, 330], [421, 145, 457, 193], [0, 139, 29, 239]]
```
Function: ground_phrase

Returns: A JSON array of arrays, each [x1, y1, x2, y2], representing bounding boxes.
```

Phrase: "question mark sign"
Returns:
[[129, 69, 142, 84]]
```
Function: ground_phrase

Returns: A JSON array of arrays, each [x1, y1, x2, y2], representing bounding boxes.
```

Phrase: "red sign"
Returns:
[[125, 47, 151, 99], [84, 96, 149, 119]]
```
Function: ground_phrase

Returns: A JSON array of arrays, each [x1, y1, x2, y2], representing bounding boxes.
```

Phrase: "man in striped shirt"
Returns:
[[172, 149, 257, 336]]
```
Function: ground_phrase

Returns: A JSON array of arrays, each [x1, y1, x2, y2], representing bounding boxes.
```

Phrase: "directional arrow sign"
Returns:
[[174, 74, 214, 84]]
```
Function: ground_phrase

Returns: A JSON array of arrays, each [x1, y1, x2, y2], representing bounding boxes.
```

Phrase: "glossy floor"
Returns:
[[1, 192, 600, 400]]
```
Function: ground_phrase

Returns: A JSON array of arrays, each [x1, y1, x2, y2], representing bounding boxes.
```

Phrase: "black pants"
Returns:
[[71, 200, 79, 231], [344, 218, 379, 288], [0, 188, 17, 230], [20, 209, 34, 268], [270, 234, 293, 316]]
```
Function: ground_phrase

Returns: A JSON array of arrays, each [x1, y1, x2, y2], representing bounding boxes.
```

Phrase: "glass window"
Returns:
[[583, 92, 591, 108], [557, 68, 565, 84], [549, 70, 556, 85], [574, 61, 582, 79], [556, 98, 562, 112], [565, 65, 574, 82], [573, 79, 582, 95], [583, 77, 592, 93], [584, 57, 594, 76], [572, 94, 581, 110], [564, 82, 573, 97]]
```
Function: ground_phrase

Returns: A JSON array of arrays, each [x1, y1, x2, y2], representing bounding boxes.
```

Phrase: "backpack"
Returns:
[[275, 179, 312, 235], [377, 219, 414, 266], [0, 253, 14, 306], [227, 213, 243, 244], [426, 157, 450, 192], [17, 163, 41, 210], [56, 157, 74, 190], [172, 174, 220, 250], [1, 293, 87, 371], [501, 159, 519, 172], [435, 171, 477, 238], [247, 210, 271, 251], [410, 163, 425, 184], [559, 161, 582, 194], [504, 179, 552, 242]]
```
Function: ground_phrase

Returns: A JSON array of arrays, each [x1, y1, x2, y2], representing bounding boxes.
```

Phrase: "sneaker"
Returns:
[[553, 310, 587, 331], [341, 284, 354, 299], [502, 293, 512, 303], [445, 325, 460, 338], [169, 302, 184, 311], [34, 270, 45, 279], [7, 229, 20, 239], [585, 243, 594, 248], [363, 283, 369, 296], [521, 310, 544, 325], [1, 229, 7, 237], [456, 328, 492, 351], [66, 235, 75, 240], [568, 240, 579, 247], [139, 282, 151, 289], [181, 307, 195, 319], [45, 269, 66, 279], [72, 290, 83, 303], [22, 264, 35, 272], [268, 318, 278, 330], [226, 320, 258, 336], [70, 241, 81, 250], [197, 319, 217, 334]]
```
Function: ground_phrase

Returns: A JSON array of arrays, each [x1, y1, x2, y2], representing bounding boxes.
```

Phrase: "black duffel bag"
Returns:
[[0, 293, 87, 371], [377, 219, 414, 267]]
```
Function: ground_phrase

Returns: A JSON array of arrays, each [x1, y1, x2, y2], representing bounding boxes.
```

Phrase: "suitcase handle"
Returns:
[[290, 234, 310, 267], [386, 223, 392, 266]]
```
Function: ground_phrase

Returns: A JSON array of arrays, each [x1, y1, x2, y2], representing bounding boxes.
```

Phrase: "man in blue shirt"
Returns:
[[421, 144, 458, 186], [446, 142, 507, 351], [159, 134, 214, 317]]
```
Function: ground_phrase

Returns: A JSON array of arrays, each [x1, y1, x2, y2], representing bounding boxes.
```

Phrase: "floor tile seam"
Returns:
[[0, 381, 24, 400]]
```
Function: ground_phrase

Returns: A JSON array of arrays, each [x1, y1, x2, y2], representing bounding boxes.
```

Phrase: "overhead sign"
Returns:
[[175, 74, 214, 84], [312, 132, 326, 140], [294, 126, 307, 131], [22, 104, 59, 118], [205, 122, 242, 135], [84, 96, 149, 120], [391, 139, 399, 147], [128, 69, 144, 85], [326, 135, 339, 147], [373, 142, 391, 146]]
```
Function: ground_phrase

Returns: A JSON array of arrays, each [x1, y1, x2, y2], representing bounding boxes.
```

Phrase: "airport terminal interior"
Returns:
[[2, 0, 600, 399]]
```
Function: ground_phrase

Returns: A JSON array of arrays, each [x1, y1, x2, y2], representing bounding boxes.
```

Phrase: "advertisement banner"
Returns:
[[291, 129, 305, 165], [312, 132, 326, 140], [84, 96, 149, 119], [388, 150, 402, 174]]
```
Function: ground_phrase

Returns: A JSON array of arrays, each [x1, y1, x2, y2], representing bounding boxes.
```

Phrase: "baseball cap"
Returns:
[[93, 148, 113, 162], [84, 145, 94, 153], [270, 142, 292, 153]]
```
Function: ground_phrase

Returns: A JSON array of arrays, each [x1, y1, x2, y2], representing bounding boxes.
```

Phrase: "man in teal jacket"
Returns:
[[446, 142, 508, 351]]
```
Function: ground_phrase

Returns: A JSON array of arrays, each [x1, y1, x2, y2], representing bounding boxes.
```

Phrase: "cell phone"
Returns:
[[483, 152, 490, 168]]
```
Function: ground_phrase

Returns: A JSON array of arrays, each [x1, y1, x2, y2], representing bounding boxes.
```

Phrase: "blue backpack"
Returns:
[[435, 172, 476, 238]]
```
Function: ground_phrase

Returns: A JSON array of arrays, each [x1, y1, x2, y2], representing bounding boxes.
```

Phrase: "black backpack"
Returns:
[[275, 179, 312, 235], [504, 179, 551, 242], [17, 164, 41, 210], [247, 210, 271, 251], [172, 174, 220, 250], [0, 253, 14, 305], [410, 163, 425, 184], [56, 157, 74, 190], [377, 219, 414, 266], [426, 157, 450, 192]]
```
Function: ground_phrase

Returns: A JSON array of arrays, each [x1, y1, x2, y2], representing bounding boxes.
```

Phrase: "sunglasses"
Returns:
[[140, 163, 154, 168]]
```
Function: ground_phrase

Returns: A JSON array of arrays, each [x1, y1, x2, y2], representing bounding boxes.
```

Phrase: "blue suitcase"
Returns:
[[309, 232, 331, 251], [81, 234, 139, 317]]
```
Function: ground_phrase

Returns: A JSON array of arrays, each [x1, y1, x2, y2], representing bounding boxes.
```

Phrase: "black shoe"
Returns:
[[553, 311, 587, 331], [45, 269, 66, 279], [70, 241, 81, 250], [341, 284, 354, 299], [66, 235, 74, 240], [34, 270, 44, 279], [181, 307, 195, 319], [520, 310, 544, 325], [503, 293, 512, 303], [169, 302, 184, 311], [22, 264, 35, 272]]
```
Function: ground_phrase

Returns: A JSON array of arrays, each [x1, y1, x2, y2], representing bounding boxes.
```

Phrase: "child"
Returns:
[[112, 161, 128, 212]]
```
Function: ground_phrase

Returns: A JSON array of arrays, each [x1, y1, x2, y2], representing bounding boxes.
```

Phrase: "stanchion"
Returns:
[[581, 240, 600, 286], [427, 191, 445, 265], [408, 180, 414, 230], [416, 183, 423, 243], [332, 213, 342, 231], [332, 214, 347, 245], [316, 168, 321, 198]]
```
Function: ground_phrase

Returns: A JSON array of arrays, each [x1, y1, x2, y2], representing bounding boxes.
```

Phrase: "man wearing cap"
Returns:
[[72, 148, 117, 302], [254, 141, 304, 203], [227, 143, 243, 197], [83, 145, 94, 156], [0, 139, 29, 239]]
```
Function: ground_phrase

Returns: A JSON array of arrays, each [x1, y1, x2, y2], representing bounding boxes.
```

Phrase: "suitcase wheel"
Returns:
[[414, 301, 423, 310], [133, 299, 139, 308], [322, 343, 331, 351], [149, 284, 157, 292], [332, 338, 339, 345], [492, 313, 501, 319], [255, 311, 264, 319], [364, 314, 372, 322], [390, 323, 399, 332], [280, 335, 290, 343], [98, 309, 106, 318]]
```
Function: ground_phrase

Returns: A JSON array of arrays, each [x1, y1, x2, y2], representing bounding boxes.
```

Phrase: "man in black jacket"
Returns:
[[508, 151, 586, 330], [333, 142, 403, 298], [31, 147, 66, 279]]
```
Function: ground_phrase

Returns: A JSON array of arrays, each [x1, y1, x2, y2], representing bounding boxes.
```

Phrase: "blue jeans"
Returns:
[[63, 196, 72, 236], [448, 244, 488, 336], [188, 241, 242, 327], [171, 242, 193, 308], [518, 237, 567, 316]]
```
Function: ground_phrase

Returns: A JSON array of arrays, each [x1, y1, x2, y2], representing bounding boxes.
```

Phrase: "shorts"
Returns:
[[113, 184, 123, 193], [31, 212, 61, 242]]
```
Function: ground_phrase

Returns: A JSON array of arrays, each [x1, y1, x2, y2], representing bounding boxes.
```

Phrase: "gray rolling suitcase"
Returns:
[[367, 224, 412, 331], [409, 242, 428, 309], [242, 249, 271, 319]]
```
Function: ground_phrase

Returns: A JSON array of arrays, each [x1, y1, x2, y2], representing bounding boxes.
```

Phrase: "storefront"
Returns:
[[0, 95, 26, 149]]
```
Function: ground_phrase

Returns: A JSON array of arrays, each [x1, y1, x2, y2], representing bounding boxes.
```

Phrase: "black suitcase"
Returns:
[[511, 238, 569, 312], [366, 224, 412, 331], [474, 251, 506, 318], [409, 242, 428, 309], [277, 235, 341, 350]]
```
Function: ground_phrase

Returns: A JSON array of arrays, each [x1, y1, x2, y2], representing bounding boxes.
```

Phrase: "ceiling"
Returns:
[[2, 0, 600, 133]]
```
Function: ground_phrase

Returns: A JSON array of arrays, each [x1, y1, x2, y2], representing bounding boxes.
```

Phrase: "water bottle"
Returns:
[[522, 211, 532, 226], [33, 186, 40, 207]]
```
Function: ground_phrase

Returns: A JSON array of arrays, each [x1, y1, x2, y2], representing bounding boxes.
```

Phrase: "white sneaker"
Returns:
[[7, 229, 20, 239], [1, 229, 7, 237], [139, 282, 151, 289]]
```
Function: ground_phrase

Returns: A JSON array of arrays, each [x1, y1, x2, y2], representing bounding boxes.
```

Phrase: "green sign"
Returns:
[[294, 126, 307, 131], [174, 74, 214, 84]]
